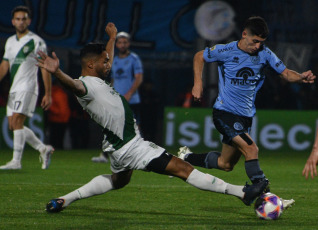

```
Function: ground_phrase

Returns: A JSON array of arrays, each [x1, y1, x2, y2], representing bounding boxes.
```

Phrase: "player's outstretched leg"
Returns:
[[39, 145, 54, 169]]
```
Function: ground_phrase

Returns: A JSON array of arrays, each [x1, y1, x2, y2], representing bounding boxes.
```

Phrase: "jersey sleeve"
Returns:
[[265, 47, 286, 74], [36, 38, 48, 54], [203, 44, 228, 63], [78, 78, 94, 101], [133, 55, 143, 74], [3, 38, 10, 61]]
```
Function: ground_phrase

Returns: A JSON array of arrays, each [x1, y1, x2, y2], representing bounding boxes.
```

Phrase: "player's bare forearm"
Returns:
[[125, 73, 143, 101], [54, 68, 86, 96], [105, 22, 117, 66], [280, 68, 316, 83], [40, 68, 52, 110], [192, 51, 205, 100], [0, 60, 9, 82], [302, 128, 318, 179], [41, 68, 52, 96]]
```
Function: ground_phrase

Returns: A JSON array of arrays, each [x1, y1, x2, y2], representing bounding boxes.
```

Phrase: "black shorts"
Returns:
[[213, 109, 252, 145]]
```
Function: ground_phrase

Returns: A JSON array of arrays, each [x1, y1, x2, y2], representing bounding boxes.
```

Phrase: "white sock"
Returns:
[[225, 184, 244, 198], [186, 169, 244, 198], [61, 175, 114, 207], [12, 129, 26, 162], [24, 126, 45, 152]]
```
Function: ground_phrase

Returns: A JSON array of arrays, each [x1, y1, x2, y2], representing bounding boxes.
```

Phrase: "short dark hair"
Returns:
[[243, 16, 269, 39], [11, 6, 31, 19], [80, 43, 106, 63]]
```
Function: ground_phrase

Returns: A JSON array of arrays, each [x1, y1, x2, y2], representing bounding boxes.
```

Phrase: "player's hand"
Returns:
[[105, 22, 117, 40], [41, 94, 52, 111], [302, 150, 318, 179], [37, 51, 60, 74], [300, 70, 316, 83], [192, 84, 203, 102]]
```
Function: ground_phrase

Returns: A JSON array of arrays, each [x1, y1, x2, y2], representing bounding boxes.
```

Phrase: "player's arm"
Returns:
[[0, 59, 10, 82], [105, 22, 117, 68], [280, 68, 316, 83], [192, 50, 205, 101], [40, 68, 52, 110], [124, 72, 143, 102], [37, 51, 86, 97], [302, 128, 318, 179]]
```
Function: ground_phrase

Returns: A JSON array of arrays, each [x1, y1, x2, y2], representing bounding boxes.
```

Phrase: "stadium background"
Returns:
[[0, 0, 317, 152]]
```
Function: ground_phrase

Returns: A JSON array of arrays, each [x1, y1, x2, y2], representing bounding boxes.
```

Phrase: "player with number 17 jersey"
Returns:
[[203, 41, 286, 117], [3, 31, 47, 95]]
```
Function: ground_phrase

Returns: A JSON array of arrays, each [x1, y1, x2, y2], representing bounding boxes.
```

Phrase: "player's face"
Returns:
[[115, 37, 130, 54], [12, 11, 30, 34], [241, 30, 266, 54], [94, 51, 111, 79]]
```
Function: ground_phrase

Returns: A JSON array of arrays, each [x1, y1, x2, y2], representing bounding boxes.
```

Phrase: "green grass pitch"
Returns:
[[1, 148, 318, 230]]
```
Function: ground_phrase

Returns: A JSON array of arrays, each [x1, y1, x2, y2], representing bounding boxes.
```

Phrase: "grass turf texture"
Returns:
[[1, 148, 317, 230]]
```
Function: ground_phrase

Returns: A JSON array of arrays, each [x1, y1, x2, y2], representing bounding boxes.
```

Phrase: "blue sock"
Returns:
[[245, 159, 266, 184]]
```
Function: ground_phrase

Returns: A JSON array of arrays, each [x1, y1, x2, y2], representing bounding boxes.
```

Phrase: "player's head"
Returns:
[[80, 43, 111, 79], [116, 31, 130, 54], [11, 6, 31, 34], [240, 16, 269, 54]]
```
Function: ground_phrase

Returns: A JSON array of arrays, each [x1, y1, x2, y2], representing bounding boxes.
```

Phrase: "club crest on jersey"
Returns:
[[23, 46, 29, 54], [232, 57, 239, 63], [250, 56, 260, 64], [234, 122, 243, 131]]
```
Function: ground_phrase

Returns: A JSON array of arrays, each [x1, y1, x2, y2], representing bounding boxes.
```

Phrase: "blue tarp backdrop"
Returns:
[[0, 0, 197, 51], [1, 0, 317, 52]]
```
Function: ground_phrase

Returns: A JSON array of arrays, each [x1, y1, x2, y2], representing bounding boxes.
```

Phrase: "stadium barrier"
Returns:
[[164, 107, 318, 152]]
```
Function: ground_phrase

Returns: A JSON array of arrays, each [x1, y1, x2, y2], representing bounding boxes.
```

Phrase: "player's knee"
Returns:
[[112, 177, 131, 189], [222, 162, 235, 172], [217, 159, 234, 172], [111, 171, 132, 189]]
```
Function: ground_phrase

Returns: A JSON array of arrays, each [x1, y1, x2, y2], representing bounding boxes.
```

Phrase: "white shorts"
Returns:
[[109, 135, 165, 174], [6, 91, 37, 117]]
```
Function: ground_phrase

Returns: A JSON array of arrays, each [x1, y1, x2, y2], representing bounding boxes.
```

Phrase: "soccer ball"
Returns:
[[254, 192, 283, 220]]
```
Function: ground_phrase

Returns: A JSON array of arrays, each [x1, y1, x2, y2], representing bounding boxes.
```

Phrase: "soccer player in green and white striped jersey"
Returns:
[[0, 6, 54, 170]]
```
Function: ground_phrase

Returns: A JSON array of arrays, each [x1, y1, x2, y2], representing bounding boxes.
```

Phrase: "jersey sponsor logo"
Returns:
[[218, 46, 233, 53], [233, 122, 243, 131], [231, 67, 256, 85], [13, 58, 26, 65], [149, 142, 159, 149], [250, 56, 260, 64], [275, 60, 283, 68]]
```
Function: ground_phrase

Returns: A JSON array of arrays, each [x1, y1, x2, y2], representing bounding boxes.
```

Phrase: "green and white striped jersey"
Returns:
[[3, 31, 47, 95], [77, 76, 138, 150]]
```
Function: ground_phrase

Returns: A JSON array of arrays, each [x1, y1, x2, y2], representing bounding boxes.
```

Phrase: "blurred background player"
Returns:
[[0, 6, 54, 170], [92, 31, 143, 163], [303, 127, 318, 179], [178, 16, 316, 208]]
